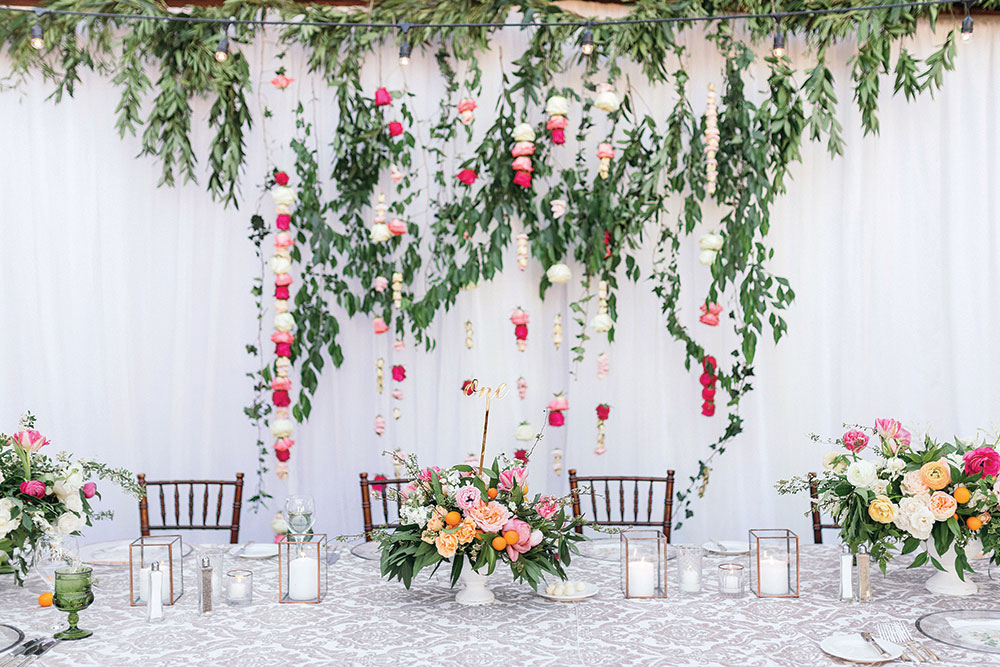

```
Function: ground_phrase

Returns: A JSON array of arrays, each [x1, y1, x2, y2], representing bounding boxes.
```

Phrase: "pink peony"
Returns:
[[597, 143, 615, 159], [374, 276, 389, 292], [498, 467, 529, 492], [374, 87, 392, 106], [842, 429, 870, 453], [513, 171, 532, 188], [276, 214, 291, 230], [964, 447, 1000, 479], [502, 518, 533, 561], [387, 219, 407, 236], [12, 430, 49, 453], [511, 156, 533, 172], [82, 482, 97, 499], [546, 115, 568, 130], [551, 128, 565, 144], [511, 142, 536, 158], [388, 121, 403, 137], [534, 495, 559, 519], [271, 75, 294, 89], [19, 480, 45, 498], [456, 486, 483, 511], [457, 169, 477, 185], [373, 317, 389, 334], [547, 396, 569, 411]]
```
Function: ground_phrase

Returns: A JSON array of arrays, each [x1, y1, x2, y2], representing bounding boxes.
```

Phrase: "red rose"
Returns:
[[702, 355, 717, 372], [274, 171, 289, 186], [702, 387, 716, 400], [392, 365, 406, 382], [514, 449, 528, 463], [551, 128, 565, 144], [272, 390, 290, 407], [699, 372, 716, 387], [388, 121, 403, 137], [375, 87, 392, 106], [275, 342, 292, 357], [548, 410, 565, 427], [457, 169, 477, 185], [276, 449, 290, 462], [596, 404, 610, 420], [701, 401, 716, 417], [276, 214, 291, 230], [514, 324, 528, 340], [513, 171, 532, 188], [275, 285, 290, 300]]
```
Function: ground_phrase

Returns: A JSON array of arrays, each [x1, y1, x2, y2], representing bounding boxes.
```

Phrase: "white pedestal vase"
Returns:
[[455, 568, 495, 605], [924, 538, 982, 596]]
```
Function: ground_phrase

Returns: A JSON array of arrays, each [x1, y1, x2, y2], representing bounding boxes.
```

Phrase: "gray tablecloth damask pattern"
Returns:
[[0, 544, 993, 666]]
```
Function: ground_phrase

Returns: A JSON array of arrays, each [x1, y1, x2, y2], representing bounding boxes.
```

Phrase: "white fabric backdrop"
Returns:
[[1, 11, 997, 547]]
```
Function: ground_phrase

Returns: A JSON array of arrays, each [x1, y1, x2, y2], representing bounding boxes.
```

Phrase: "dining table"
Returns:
[[0, 542, 994, 665]]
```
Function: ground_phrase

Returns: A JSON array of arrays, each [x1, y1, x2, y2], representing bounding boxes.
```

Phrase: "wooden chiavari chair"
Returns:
[[808, 472, 840, 544], [359, 472, 412, 541], [138, 473, 244, 544], [568, 469, 676, 542]]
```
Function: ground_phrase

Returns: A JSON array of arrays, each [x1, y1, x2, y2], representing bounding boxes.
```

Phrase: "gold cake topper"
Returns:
[[463, 379, 509, 475]]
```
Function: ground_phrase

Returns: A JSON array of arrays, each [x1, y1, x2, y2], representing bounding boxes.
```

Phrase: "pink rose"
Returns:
[[597, 143, 615, 159], [548, 410, 565, 427], [546, 396, 569, 411], [510, 309, 530, 326], [275, 273, 293, 287], [374, 87, 392, 106], [392, 365, 406, 382], [502, 518, 532, 561], [534, 495, 559, 519], [498, 467, 529, 492], [964, 447, 1000, 478], [456, 486, 482, 511], [551, 128, 565, 144], [374, 276, 389, 292], [513, 171, 532, 188], [82, 482, 97, 499], [511, 156, 533, 172], [271, 75, 294, 89], [272, 377, 292, 391], [457, 98, 477, 113], [842, 429, 869, 453], [457, 169, 477, 185], [388, 121, 403, 137], [373, 317, 389, 334], [19, 480, 46, 498], [546, 115, 568, 130], [12, 430, 49, 453], [511, 142, 535, 158], [387, 219, 407, 236]]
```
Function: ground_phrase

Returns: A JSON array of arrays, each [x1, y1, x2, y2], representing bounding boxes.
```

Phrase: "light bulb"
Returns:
[[399, 41, 411, 66], [215, 35, 229, 63], [772, 31, 786, 58], [30, 23, 43, 50], [961, 15, 973, 41], [581, 27, 594, 55]]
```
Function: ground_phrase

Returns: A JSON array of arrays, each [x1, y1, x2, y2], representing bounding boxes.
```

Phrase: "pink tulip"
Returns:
[[373, 317, 389, 334], [12, 430, 49, 453]]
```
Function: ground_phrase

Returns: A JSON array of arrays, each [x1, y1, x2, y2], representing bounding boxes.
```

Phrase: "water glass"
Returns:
[[718, 562, 746, 598], [675, 545, 704, 594], [225, 569, 253, 606]]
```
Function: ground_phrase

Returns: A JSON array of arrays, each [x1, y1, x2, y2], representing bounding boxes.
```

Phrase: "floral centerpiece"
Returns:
[[1, 413, 142, 583], [377, 452, 586, 593], [777, 419, 999, 591]]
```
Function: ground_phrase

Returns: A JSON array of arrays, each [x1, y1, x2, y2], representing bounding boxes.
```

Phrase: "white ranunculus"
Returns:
[[822, 451, 847, 473], [274, 312, 295, 332], [269, 256, 292, 275], [550, 199, 567, 218], [270, 186, 297, 207], [595, 90, 620, 113], [370, 223, 392, 243], [871, 479, 890, 496], [698, 249, 717, 266], [545, 95, 570, 116], [0, 499, 18, 538], [699, 233, 724, 251], [57, 511, 86, 535], [846, 460, 877, 489], [881, 457, 907, 479], [546, 263, 572, 284], [512, 123, 536, 143], [590, 313, 614, 333], [907, 505, 936, 540], [270, 419, 294, 439], [63, 493, 83, 513], [514, 423, 535, 442]]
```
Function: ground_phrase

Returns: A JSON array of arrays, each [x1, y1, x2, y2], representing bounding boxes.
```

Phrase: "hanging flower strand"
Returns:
[[512, 123, 535, 189], [376, 357, 385, 394], [511, 308, 530, 352], [392, 272, 403, 310], [457, 97, 476, 125], [545, 95, 569, 145], [589, 280, 614, 333], [597, 143, 615, 180], [371, 193, 390, 243], [704, 83, 719, 196], [552, 314, 562, 349], [464, 320, 474, 349], [516, 233, 530, 271], [517, 376, 527, 400]]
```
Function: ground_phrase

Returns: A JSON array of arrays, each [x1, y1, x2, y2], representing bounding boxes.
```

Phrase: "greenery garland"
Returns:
[[1, 0, 981, 524]]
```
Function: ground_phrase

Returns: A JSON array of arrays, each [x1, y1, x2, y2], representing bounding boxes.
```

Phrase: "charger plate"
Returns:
[[0, 625, 23, 654], [916, 609, 1000, 654]]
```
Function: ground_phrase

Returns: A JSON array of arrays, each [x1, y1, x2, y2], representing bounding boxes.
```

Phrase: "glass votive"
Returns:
[[675, 545, 704, 594], [224, 569, 253, 606], [718, 562, 745, 598]]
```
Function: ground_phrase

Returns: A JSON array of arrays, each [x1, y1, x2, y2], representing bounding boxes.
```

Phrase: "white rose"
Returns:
[[846, 460, 877, 489], [0, 499, 18, 538], [512, 123, 535, 143], [269, 256, 292, 274], [822, 451, 847, 473], [271, 514, 289, 534], [901, 470, 929, 496], [595, 90, 620, 113], [57, 511, 86, 535], [270, 419, 294, 438], [370, 223, 392, 243], [881, 457, 907, 479], [698, 249, 717, 266], [514, 423, 535, 442], [270, 186, 297, 207], [907, 505, 935, 540], [545, 95, 570, 116], [699, 233, 724, 251], [546, 263, 572, 284], [590, 313, 614, 333], [274, 312, 295, 332], [550, 199, 567, 218]]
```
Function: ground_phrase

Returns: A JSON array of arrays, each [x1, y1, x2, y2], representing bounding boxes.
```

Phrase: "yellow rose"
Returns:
[[920, 460, 951, 491], [868, 495, 896, 524], [435, 532, 459, 558]]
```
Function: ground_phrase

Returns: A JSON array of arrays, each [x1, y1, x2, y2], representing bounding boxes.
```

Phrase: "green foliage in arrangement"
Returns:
[[0, 0, 982, 520]]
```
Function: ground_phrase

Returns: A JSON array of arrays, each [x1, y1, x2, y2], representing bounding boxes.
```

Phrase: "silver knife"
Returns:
[[17, 639, 60, 667], [861, 632, 891, 658], [0, 640, 41, 667]]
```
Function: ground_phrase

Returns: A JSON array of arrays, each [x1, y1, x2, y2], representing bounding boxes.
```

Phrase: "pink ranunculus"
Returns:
[[534, 495, 559, 519], [19, 480, 45, 498], [273, 437, 294, 452], [275, 286, 290, 300], [549, 410, 565, 427], [457, 169, 477, 185], [510, 309, 530, 326], [275, 273, 293, 287], [374, 276, 389, 292], [511, 156, 533, 173], [12, 430, 49, 453], [546, 115, 568, 130], [276, 448, 290, 462], [276, 214, 291, 230], [964, 446, 1000, 479], [702, 387, 716, 400], [392, 365, 406, 382], [547, 396, 569, 411], [456, 485, 483, 511], [387, 219, 407, 236], [272, 377, 292, 391], [273, 172, 290, 186], [271, 331, 294, 344], [274, 232, 295, 248], [375, 87, 392, 106], [597, 143, 615, 159], [551, 128, 565, 144], [701, 401, 716, 417], [82, 482, 97, 499], [842, 429, 870, 453], [502, 518, 533, 561], [511, 142, 536, 158], [373, 317, 389, 334], [271, 75, 294, 89], [457, 98, 477, 114], [388, 121, 403, 137], [513, 171, 532, 188]]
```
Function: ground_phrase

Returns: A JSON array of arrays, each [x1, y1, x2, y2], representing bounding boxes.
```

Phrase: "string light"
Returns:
[[29, 9, 44, 50], [772, 30, 786, 57], [215, 31, 229, 62], [961, 3, 974, 41], [581, 24, 594, 55], [399, 22, 412, 66]]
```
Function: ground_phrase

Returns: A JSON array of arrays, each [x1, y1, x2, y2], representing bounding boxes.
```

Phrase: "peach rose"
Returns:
[[901, 470, 929, 496], [928, 491, 958, 521], [436, 532, 459, 558], [867, 495, 896, 524], [466, 500, 511, 533], [455, 518, 477, 544], [427, 515, 444, 532], [920, 460, 951, 491]]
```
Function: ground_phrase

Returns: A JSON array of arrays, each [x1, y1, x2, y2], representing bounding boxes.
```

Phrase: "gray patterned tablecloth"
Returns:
[[0, 544, 993, 666]]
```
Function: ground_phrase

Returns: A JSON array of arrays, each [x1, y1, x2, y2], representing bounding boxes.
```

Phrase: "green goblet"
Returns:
[[53, 567, 94, 640], [0, 550, 13, 575]]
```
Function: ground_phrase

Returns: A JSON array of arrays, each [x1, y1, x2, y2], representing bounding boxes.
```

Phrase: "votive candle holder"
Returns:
[[225, 569, 253, 606], [718, 562, 746, 598], [619, 530, 668, 599]]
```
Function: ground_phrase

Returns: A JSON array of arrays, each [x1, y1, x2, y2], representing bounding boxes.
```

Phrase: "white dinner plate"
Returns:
[[537, 581, 598, 602], [702, 540, 750, 556], [80, 539, 193, 565], [818, 634, 903, 663], [232, 543, 279, 559], [576, 538, 676, 562]]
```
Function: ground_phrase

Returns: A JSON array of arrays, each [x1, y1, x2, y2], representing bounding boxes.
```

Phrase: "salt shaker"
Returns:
[[147, 562, 164, 623], [199, 556, 214, 616], [856, 546, 872, 602], [838, 545, 853, 602]]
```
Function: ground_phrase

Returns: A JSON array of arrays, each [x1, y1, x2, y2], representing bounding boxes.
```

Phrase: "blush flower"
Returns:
[[456, 486, 482, 511], [387, 219, 407, 236], [928, 491, 958, 521], [964, 447, 1000, 479], [467, 501, 511, 533], [373, 276, 389, 292]]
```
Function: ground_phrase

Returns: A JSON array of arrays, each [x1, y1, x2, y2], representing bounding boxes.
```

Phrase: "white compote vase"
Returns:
[[455, 567, 495, 605], [924, 538, 983, 596]]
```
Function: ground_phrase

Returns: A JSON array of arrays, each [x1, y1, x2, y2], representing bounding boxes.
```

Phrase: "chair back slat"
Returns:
[[137, 474, 245, 544], [568, 470, 676, 542], [808, 472, 840, 544], [359, 473, 412, 541]]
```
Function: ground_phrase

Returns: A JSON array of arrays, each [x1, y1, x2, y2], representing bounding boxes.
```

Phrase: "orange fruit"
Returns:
[[503, 530, 520, 546], [967, 516, 983, 531], [445, 511, 462, 527], [953, 486, 971, 504], [38, 592, 53, 607], [491, 536, 507, 550], [487, 488, 498, 499]]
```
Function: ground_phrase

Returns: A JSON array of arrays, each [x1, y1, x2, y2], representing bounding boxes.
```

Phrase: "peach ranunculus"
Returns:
[[900, 470, 929, 496], [435, 531, 459, 558], [867, 495, 896, 524], [466, 500, 511, 533], [928, 491, 958, 521], [920, 460, 951, 491], [455, 518, 477, 544]]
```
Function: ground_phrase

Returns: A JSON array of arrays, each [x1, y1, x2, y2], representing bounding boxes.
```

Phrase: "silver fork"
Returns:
[[877, 623, 919, 662], [890, 621, 940, 663]]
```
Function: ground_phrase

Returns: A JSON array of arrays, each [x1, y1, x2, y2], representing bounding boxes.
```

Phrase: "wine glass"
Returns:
[[53, 566, 94, 640], [284, 495, 315, 542], [34, 537, 80, 589]]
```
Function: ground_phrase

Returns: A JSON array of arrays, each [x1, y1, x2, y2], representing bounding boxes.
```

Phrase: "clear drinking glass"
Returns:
[[718, 562, 745, 598], [284, 495, 315, 542], [675, 545, 704, 594]]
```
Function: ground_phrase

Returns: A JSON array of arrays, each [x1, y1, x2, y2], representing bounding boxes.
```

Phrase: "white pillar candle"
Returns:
[[228, 578, 250, 600], [758, 554, 789, 596], [627, 558, 655, 597], [288, 556, 317, 601], [679, 565, 701, 593], [138, 565, 150, 602]]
